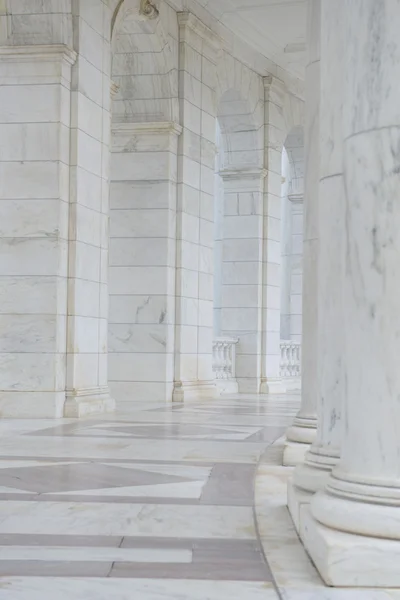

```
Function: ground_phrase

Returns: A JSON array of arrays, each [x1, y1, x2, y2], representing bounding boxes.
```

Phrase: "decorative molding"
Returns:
[[0, 44, 76, 65], [139, 0, 159, 19], [288, 193, 304, 205], [178, 12, 221, 50], [110, 80, 120, 99], [264, 74, 286, 105], [219, 168, 267, 182], [112, 121, 182, 136]]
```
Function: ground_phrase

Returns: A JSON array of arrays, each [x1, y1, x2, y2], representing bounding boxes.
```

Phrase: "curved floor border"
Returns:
[[254, 437, 400, 599]]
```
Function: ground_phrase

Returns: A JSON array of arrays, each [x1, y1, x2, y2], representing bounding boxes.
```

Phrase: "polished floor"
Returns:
[[0, 394, 398, 599], [0, 394, 299, 598]]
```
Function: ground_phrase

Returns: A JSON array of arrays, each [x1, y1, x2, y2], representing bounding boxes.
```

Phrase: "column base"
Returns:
[[300, 504, 400, 587], [283, 415, 317, 466], [260, 378, 286, 394], [64, 387, 115, 418], [216, 379, 239, 395], [287, 476, 313, 533], [283, 440, 310, 466], [172, 381, 219, 402]]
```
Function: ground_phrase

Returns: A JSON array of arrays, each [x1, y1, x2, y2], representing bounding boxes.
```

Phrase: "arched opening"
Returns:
[[280, 126, 304, 382], [214, 77, 264, 393]]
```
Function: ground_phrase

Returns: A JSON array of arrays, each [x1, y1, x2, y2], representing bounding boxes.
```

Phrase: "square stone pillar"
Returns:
[[260, 76, 286, 394], [109, 122, 181, 404], [64, 9, 115, 417], [0, 45, 76, 418], [220, 169, 267, 393], [173, 13, 220, 401]]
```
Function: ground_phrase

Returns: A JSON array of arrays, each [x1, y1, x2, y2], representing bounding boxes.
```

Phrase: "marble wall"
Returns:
[[0, 0, 305, 415]]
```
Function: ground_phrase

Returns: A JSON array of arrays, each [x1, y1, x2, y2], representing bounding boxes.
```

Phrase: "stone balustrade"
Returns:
[[280, 341, 301, 379], [212, 337, 239, 394]]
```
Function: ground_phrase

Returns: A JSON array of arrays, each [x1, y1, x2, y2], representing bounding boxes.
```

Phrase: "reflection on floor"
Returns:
[[0, 393, 397, 598], [0, 394, 298, 598]]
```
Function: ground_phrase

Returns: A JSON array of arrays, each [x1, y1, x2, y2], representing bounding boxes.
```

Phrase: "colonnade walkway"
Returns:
[[0, 394, 302, 599]]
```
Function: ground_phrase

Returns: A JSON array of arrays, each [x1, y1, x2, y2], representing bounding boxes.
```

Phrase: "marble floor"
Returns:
[[0, 393, 397, 599]]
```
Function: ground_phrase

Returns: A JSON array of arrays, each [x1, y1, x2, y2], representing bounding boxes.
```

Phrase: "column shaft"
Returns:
[[302, 0, 400, 587], [284, 0, 320, 465]]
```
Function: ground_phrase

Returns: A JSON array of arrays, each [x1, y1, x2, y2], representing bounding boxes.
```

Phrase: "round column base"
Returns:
[[293, 444, 339, 494], [301, 495, 400, 587]]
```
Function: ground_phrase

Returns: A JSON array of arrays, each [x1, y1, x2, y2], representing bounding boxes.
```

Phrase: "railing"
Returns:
[[280, 341, 301, 378], [213, 336, 239, 393]]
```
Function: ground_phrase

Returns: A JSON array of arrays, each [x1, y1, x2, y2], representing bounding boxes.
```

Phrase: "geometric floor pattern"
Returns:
[[0, 393, 300, 599]]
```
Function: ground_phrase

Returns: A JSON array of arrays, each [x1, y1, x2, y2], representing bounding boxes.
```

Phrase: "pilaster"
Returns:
[[219, 168, 267, 394], [108, 121, 181, 404], [260, 75, 286, 395], [173, 12, 221, 401], [0, 44, 75, 418]]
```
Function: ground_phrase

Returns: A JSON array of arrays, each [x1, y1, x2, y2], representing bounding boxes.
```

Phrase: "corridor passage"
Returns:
[[0, 395, 299, 599]]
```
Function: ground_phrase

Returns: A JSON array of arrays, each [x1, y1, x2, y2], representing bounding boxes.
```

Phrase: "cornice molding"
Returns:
[[219, 168, 268, 182], [288, 193, 304, 204], [177, 12, 221, 50], [0, 44, 77, 65], [112, 121, 182, 136]]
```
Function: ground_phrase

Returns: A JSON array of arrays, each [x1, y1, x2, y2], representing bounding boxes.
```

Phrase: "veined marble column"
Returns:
[[288, 0, 345, 528], [283, 0, 320, 466], [220, 169, 267, 393], [301, 0, 400, 587]]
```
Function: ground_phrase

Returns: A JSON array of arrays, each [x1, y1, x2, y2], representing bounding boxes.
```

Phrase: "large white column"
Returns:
[[283, 0, 320, 465], [173, 13, 220, 401], [301, 0, 400, 587], [288, 0, 345, 526]]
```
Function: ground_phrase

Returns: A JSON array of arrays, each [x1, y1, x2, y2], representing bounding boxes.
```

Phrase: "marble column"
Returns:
[[288, 0, 345, 528], [219, 169, 267, 393], [173, 13, 220, 401], [260, 76, 286, 394], [301, 0, 400, 587], [283, 0, 320, 466]]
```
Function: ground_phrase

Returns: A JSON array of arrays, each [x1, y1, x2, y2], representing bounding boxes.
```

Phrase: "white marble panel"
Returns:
[[0, 579, 279, 600], [0, 546, 192, 564], [0, 501, 256, 539]]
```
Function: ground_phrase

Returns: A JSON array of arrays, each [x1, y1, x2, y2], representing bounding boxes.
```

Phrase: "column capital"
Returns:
[[177, 12, 221, 51], [111, 121, 182, 137], [218, 168, 267, 182], [0, 44, 77, 86], [264, 75, 286, 105], [288, 193, 304, 205], [0, 43, 76, 64]]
